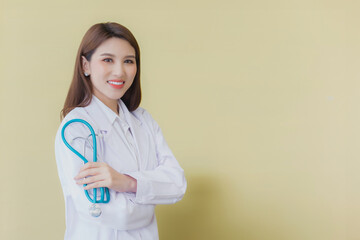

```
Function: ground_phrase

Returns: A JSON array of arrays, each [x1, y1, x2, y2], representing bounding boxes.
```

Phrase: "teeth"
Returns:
[[108, 81, 124, 85]]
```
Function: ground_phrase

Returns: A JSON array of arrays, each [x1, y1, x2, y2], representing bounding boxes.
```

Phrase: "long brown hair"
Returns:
[[61, 22, 141, 119]]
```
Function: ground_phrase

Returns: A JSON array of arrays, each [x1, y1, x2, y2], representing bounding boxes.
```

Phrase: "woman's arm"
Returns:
[[125, 110, 187, 205]]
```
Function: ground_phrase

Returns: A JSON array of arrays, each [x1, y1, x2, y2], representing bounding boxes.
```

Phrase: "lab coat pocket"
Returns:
[[124, 192, 136, 204]]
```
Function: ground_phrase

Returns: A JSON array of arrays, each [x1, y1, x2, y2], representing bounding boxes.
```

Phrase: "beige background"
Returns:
[[1, 0, 360, 239]]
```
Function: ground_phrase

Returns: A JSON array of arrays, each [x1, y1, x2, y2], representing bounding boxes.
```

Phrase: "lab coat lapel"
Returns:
[[83, 99, 115, 162], [83, 98, 150, 171], [120, 101, 150, 170], [83, 98, 142, 171]]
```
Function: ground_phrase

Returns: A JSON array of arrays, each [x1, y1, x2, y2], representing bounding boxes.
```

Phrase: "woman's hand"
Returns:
[[74, 162, 137, 193]]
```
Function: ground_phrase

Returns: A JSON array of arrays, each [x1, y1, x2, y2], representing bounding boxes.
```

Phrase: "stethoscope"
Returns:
[[61, 119, 110, 217]]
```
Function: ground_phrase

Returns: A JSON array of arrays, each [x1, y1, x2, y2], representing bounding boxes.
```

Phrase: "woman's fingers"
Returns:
[[79, 162, 103, 172], [74, 167, 101, 180], [76, 175, 104, 185], [83, 180, 107, 190]]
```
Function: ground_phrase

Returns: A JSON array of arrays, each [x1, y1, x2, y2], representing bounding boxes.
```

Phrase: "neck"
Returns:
[[107, 102, 119, 115]]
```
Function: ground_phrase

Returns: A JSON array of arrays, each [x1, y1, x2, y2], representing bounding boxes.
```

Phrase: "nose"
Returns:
[[112, 62, 125, 78]]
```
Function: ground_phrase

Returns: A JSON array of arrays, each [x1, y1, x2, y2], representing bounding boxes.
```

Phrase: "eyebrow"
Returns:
[[100, 53, 136, 58]]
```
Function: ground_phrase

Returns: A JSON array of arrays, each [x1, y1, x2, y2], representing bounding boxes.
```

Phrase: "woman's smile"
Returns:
[[107, 80, 125, 89]]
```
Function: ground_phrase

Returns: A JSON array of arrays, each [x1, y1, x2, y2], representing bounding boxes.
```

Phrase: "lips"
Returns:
[[107, 80, 125, 89]]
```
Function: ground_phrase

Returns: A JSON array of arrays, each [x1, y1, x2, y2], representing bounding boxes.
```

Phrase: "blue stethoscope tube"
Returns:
[[61, 119, 110, 204]]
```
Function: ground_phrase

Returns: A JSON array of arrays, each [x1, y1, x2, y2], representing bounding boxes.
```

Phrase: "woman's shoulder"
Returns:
[[57, 107, 94, 137], [63, 106, 89, 122], [132, 107, 154, 123], [131, 107, 162, 133]]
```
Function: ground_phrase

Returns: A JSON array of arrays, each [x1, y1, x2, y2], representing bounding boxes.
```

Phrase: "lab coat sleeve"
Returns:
[[55, 121, 99, 221], [126, 110, 187, 205]]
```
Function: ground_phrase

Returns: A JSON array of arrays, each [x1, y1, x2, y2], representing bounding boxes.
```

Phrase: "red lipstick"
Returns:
[[107, 80, 125, 89]]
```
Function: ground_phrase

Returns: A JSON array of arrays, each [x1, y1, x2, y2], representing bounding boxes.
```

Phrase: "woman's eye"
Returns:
[[103, 58, 113, 62], [124, 59, 134, 64]]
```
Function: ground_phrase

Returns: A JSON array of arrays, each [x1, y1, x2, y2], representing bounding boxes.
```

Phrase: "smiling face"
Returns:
[[82, 37, 137, 113]]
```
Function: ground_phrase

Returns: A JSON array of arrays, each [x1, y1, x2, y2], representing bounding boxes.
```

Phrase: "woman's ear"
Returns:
[[82, 56, 90, 75]]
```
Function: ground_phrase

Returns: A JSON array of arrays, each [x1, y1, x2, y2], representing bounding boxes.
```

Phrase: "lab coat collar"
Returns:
[[119, 100, 142, 127], [92, 95, 118, 125], [84, 95, 142, 133]]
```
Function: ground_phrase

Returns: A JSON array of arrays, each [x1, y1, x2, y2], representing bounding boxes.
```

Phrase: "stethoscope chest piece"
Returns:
[[89, 203, 102, 217]]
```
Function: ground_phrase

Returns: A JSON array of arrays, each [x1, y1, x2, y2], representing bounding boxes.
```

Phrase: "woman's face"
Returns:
[[82, 37, 137, 109]]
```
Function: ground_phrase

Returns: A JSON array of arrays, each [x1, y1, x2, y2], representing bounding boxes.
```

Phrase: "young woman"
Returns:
[[55, 22, 186, 240]]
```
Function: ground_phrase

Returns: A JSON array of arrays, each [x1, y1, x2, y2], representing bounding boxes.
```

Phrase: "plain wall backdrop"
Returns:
[[1, 0, 360, 239]]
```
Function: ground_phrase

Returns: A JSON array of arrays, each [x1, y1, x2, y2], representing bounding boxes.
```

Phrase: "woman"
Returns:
[[55, 22, 186, 240]]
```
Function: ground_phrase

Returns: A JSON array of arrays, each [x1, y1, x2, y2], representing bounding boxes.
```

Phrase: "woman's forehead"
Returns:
[[94, 37, 135, 57]]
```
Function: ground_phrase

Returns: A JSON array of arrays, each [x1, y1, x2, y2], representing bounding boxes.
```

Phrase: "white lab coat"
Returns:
[[55, 96, 186, 240]]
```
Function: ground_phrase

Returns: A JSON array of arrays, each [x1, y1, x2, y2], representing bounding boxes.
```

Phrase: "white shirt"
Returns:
[[55, 96, 187, 240]]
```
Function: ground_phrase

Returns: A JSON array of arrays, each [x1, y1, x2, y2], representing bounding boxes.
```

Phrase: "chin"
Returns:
[[113, 93, 126, 100]]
